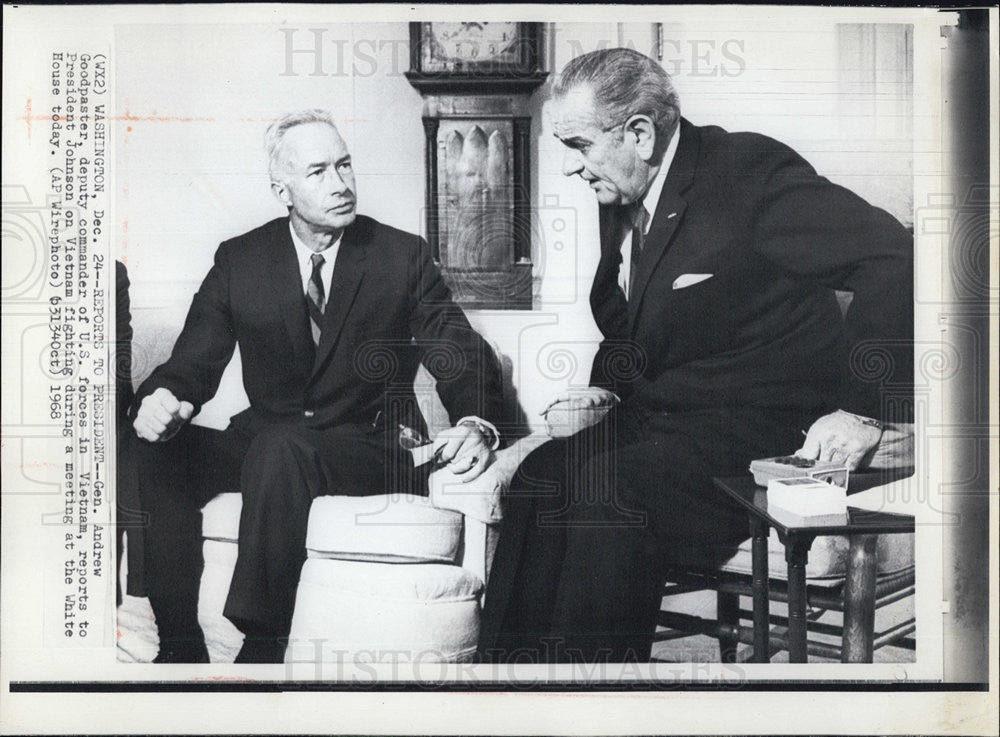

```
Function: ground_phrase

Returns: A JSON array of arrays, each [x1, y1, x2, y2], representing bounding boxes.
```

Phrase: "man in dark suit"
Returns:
[[130, 110, 502, 663], [480, 48, 913, 663]]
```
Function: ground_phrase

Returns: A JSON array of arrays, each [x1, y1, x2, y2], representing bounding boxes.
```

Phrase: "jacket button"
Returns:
[[303, 410, 315, 418]]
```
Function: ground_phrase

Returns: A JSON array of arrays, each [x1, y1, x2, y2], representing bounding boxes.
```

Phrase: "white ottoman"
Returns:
[[286, 494, 484, 663], [286, 558, 483, 663]]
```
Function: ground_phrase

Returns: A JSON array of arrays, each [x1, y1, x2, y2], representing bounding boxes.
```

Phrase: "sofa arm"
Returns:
[[428, 434, 551, 589], [428, 463, 504, 526], [428, 434, 551, 525]]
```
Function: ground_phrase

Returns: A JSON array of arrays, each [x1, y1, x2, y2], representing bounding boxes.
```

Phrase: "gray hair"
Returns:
[[553, 48, 680, 141], [264, 109, 339, 180]]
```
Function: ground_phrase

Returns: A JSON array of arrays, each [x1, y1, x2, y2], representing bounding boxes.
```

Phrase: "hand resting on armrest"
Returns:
[[429, 434, 551, 524], [542, 387, 620, 438]]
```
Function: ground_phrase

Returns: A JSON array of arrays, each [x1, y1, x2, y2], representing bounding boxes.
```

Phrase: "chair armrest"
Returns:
[[430, 434, 551, 588], [860, 422, 914, 470], [428, 433, 551, 525], [428, 463, 505, 526]]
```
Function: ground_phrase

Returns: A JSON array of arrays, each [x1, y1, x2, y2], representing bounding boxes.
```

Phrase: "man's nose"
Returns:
[[326, 168, 349, 194], [562, 148, 584, 177], [563, 148, 583, 177]]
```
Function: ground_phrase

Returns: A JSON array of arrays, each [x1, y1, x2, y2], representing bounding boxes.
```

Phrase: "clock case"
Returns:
[[406, 22, 548, 310], [405, 22, 548, 93]]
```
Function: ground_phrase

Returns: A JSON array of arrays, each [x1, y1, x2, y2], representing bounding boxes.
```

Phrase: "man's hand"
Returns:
[[796, 409, 883, 471], [133, 387, 194, 442], [432, 422, 494, 482], [542, 387, 620, 438]]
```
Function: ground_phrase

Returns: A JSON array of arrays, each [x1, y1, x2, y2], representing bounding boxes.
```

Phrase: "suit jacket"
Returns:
[[590, 118, 913, 424], [134, 215, 502, 437]]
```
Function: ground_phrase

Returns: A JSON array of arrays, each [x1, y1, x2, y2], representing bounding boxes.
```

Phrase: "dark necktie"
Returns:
[[628, 203, 649, 299], [307, 253, 325, 344]]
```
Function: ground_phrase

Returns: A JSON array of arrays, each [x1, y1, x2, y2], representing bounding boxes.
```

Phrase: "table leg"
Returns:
[[785, 536, 814, 663], [842, 533, 878, 663], [750, 517, 770, 663]]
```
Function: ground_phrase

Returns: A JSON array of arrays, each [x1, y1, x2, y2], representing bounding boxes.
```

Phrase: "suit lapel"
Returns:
[[311, 219, 368, 377], [267, 219, 315, 370], [627, 118, 699, 333]]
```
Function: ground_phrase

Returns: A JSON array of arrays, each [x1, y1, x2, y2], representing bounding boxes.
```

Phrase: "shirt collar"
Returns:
[[636, 123, 681, 232], [288, 220, 342, 267]]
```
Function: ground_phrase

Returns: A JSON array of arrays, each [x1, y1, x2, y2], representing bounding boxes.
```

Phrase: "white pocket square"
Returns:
[[672, 273, 714, 289]]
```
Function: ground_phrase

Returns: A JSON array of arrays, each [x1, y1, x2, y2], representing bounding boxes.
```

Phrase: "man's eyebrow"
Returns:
[[554, 134, 591, 148], [304, 155, 350, 170]]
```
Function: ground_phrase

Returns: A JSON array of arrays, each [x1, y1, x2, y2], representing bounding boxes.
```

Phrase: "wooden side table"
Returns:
[[712, 475, 915, 663]]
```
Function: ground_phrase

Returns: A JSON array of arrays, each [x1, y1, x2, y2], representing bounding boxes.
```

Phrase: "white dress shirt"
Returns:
[[619, 124, 681, 299], [289, 221, 341, 299]]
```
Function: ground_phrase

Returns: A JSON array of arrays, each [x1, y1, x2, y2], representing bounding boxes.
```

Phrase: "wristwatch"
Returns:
[[457, 417, 501, 450], [850, 412, 884, 432]]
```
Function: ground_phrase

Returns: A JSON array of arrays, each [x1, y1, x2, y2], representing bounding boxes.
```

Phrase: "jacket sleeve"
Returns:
[[407, 237, 504, 433], [749, 138, 914, 423], [131, 242, 237, 419]]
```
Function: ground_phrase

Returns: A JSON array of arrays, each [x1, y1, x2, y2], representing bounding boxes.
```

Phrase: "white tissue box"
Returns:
[[766, 477, 849, 527]]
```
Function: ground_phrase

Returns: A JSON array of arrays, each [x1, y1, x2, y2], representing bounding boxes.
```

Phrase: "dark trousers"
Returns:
[[479, 405, 816, 663], [130, 419, 419, 639]]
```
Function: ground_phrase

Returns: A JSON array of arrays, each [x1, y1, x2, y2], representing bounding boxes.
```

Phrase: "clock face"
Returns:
[[424, 22, 521, 69]]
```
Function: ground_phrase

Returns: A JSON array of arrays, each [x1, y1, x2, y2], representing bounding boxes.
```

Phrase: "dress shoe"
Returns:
[[153, 637, 210, 664], [147, 595, 209, 663], [234, 633, 286, 664]]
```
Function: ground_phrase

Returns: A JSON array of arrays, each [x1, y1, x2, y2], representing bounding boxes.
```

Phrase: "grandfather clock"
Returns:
[[406, 22, 548, 310]]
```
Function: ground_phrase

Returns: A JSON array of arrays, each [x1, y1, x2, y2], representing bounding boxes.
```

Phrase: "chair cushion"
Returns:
[[201, 492, 242, 542], [286, 558, 482, 662], [719, 530, 914, 584], [306, 494, 463, 564]]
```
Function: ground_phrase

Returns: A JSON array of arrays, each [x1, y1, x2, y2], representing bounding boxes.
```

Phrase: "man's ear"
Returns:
[[270, 178, 292, 208], [624, 115, 657, 162]]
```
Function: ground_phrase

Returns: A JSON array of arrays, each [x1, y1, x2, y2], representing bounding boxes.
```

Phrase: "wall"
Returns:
[[117, 18, 915, 432]]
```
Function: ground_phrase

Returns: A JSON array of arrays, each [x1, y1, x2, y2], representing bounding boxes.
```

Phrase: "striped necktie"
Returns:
[[307, 253, 325, 344], [628, 203, 649, 299]]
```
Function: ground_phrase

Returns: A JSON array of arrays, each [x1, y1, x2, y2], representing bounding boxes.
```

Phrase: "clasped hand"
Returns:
[[133, 387, 194, 442], [431, 422, 494, 482]]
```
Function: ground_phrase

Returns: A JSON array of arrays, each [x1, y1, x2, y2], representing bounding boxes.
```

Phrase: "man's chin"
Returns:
[[593, 190, 622, 206]]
